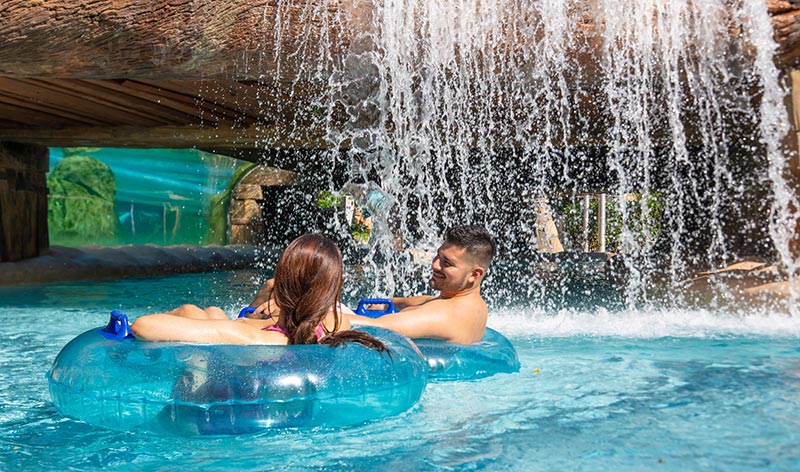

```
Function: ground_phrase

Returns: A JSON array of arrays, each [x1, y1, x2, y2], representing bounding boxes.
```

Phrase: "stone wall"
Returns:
[[229, 166, 297, 246]]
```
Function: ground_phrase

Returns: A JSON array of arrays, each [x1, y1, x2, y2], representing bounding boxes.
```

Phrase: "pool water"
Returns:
[[1, 271, 799, 471]]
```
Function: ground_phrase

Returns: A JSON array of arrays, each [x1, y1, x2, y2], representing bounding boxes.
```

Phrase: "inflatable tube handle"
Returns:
[[238, 306, 257, 319], [355, 298, 398, 318], [100, 310, 134, 340]]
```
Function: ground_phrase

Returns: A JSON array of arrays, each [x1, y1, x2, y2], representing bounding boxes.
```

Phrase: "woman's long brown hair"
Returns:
[[271, 234, 390, 354]]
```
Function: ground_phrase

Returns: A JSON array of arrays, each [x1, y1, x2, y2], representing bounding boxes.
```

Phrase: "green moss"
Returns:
[[47, 155, 118, 244]]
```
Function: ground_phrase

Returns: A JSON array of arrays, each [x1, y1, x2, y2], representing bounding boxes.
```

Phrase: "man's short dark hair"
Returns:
[[444, 225, 496, 268]]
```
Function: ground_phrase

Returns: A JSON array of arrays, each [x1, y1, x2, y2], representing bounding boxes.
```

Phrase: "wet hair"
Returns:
[[444, 225, 496, 268], [270, 234, 390, 354]]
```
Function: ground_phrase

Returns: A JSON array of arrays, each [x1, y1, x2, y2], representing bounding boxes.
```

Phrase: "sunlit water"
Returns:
[[1, 271, 799, 471], [273, 0, 800, 303], [3, 1, 800, 469]]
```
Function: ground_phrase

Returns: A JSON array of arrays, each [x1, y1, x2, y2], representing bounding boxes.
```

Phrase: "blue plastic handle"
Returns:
[[238, 306, 257, 318], [100, 310, 134, 340], [354, 298, 397, 318]]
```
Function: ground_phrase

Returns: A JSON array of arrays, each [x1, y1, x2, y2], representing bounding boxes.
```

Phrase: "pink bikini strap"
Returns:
[[315, 325, 325, 340], [264, 324, 325, 341], [263, 325, 289, 336]]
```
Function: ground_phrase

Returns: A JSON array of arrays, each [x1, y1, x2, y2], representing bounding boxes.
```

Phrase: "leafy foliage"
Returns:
[[317, 190, 345, 209], [561, 193, 664, 252], [47, 155, 118, 244]]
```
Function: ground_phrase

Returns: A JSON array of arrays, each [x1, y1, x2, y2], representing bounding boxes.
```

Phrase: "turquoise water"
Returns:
[[48, 148, 243, 246], [1, 271, 800, 471]]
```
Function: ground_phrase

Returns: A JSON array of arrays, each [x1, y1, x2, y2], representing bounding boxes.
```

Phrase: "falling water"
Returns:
[[259, 0, 798, 310]]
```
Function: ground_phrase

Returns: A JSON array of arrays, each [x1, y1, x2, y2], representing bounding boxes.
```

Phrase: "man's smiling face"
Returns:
[[428, 242, 474, 293]]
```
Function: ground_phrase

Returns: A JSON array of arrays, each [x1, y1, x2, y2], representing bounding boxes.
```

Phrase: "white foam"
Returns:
[[488, 306, 800, 339]]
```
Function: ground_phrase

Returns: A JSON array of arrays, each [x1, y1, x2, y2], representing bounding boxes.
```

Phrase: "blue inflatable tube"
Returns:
[[47, 312, 428, 435], [413, 328, 520, 381], [354, 299, 520, 381]]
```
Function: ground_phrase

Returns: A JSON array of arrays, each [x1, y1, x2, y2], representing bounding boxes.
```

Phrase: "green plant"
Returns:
[[317, 189, 372, 243], [561, 193, 664, 252], [317, 190, 345, 209], [350, 220, 371, 244]]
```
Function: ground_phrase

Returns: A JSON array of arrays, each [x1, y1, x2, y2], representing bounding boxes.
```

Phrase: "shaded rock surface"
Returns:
[[0, 244, 273, 285], [680, 260, 796, 304]]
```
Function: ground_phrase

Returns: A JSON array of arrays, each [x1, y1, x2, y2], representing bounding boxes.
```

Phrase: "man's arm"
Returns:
[[389, 295, 436, 310], [350, 299, 459, 342], [251, 278, 275, 306], [248, 278, 280, 319]]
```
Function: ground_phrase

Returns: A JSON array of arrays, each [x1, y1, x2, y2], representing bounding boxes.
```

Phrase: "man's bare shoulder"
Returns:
[[401, 293, 486, 318], [400, 296, 451, 314]]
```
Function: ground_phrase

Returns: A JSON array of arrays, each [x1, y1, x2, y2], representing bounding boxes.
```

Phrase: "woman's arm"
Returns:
[[131, 314, 285, 345]]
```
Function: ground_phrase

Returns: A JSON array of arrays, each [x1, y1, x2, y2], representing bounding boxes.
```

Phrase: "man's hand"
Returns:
[[252, 278, 274, 304], [248, 278, 276, 319], [364, 301, 394, 311]]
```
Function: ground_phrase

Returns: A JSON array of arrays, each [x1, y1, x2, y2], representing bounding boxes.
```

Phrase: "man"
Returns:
[[349, 225, 496, 344]]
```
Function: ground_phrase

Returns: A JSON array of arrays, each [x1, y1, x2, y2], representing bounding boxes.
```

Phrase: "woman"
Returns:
[[131, 234, 388, 353]]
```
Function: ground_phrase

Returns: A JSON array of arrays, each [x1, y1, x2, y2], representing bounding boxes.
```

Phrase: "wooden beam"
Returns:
[[0, 77, 331, 131], [1, 1, 798, 82], [0, 125, 330, 150], [85, 80, 238, 125], [0, 0, 365, 81], [117, 80, 246, 125], [30, 79, 178, 126], [0, 78, 169, 127], [136, 79, 329, 125], [0, 89, 112, 127], [0, 101, 87, 128]]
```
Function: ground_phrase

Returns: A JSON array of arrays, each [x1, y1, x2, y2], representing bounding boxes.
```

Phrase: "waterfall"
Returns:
[[264, 0, 798, 308]]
